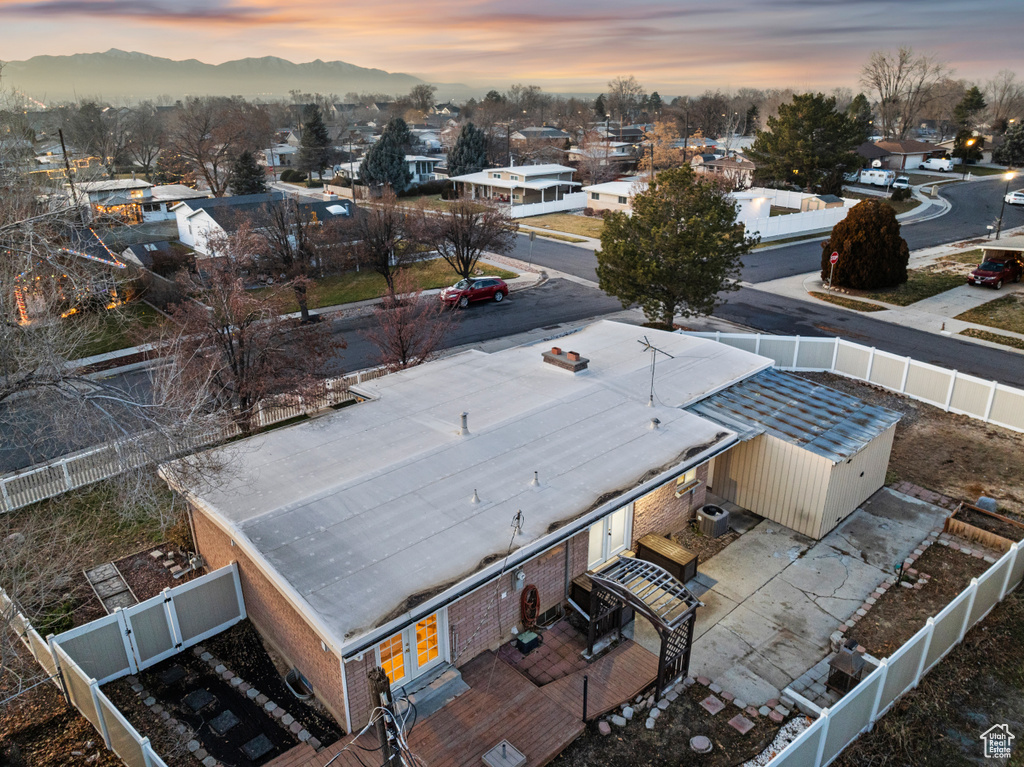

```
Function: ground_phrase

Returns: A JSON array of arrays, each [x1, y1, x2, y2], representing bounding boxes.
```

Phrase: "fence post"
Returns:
[[714, 331, 722, 344], [959, 578, 979, 642], [865, 347, 876, 382], [984, 381, 998, 423], [231, 562, 248, 621], [868, 658, 889, 729], [900, 357, 911, 393], [792, 336, 801, 368], [141, 737, 156, 767], [754, 334, 761, 355], [831, 338, 840, 371], [914, 618, 935, 687], [999, 544, 1019, 600], [60, 459, 73, 491], [163, 588, 184, 650], [944, 371, 958, 411], [89, 679, 113, 749], [48, 635, 70, 704], [115, 608, 140, 674], [813, 708, 831, 767], [0, 479, 10, 512]]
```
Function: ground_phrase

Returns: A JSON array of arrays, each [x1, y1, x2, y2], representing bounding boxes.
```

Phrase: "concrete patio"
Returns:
[[685, 488, 950, 705]]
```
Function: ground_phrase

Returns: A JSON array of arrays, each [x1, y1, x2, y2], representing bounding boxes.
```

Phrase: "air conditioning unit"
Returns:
[[696, 505, 730, 538]]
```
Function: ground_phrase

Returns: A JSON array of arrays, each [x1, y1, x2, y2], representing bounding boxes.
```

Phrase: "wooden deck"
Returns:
[[292, 640, 658, 767], [542, 640, 660, 720]]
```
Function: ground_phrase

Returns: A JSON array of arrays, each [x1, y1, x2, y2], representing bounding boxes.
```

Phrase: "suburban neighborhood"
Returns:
[[2, 10, 1024, 767]]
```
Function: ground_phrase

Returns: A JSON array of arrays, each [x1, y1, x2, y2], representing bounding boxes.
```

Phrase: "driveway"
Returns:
[[685, 488, 949, 705]]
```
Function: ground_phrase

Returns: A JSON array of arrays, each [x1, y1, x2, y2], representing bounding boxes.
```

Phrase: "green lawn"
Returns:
[[939, 247, 985, 266], [809, 291, 888, 312], [535, 232, 587, 243], [524, 213, 605, 239], [956, 294, 1024, 334], [960, 165, 1013, 176], [75, 300, 164, 358], [264, 258, 520, 312], [843, 191, 921, 215], [862, 269, 965, 306]]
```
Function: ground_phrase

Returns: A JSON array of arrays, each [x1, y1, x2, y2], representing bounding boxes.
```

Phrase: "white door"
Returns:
[[587, 504, 633, 569], [377, 611, 447, 687]]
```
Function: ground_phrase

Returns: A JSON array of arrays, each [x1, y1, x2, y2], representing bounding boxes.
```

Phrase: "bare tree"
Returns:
[[362, 269, 452, 370], [986, 70, 1024, 132], [63, 101, 129, 179], [167, 236, 343, 435], [124, 101, 167, 181], [605, 76, 647, 125], [421, 198, 517, 281], [573, 130, 621, 185], [350, 188, 421, 294], [861, 48, 949, 139]]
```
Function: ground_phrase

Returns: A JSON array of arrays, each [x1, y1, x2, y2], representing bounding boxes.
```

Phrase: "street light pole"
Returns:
[[996, 170, 1016, 240]]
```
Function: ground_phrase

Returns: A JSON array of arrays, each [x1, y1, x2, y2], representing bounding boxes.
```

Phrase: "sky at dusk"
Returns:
[[0, 0, 1021, 94]]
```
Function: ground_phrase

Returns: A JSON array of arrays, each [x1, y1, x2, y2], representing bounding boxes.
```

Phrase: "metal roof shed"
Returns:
[[687, 369, 902, 539]]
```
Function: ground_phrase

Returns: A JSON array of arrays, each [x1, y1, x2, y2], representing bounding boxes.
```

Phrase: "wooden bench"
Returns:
[[634, 534, 698, 584]]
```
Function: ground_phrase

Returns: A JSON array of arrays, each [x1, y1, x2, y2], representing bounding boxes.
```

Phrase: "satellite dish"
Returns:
[[871, 160, 882, 168]]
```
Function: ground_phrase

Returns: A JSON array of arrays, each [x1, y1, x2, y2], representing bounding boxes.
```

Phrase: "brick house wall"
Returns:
[[190, 509, 349, 729], [631, 463, 709, 542]]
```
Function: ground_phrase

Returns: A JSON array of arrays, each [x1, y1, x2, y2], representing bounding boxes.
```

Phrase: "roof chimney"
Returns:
[[460, 412, 469, 435], [542, 347, 589, 374]]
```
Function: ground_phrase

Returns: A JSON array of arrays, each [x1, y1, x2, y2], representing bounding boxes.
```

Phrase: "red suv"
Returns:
[[967, 256, 1023, 289], [439, 277, 509, 308]]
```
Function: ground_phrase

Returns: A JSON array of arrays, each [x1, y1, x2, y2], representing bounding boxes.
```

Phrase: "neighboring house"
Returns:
[[334, 155, 443, 188], [582, 179, 647, 213], [855, 141, 890, 168], [871, 140, 944, 170], [449, 163, 583, 216], [511, 127, 572, 164], [261, 144, 299, 169], [172, 192, 354, 255], [691, 153, 756, 189], [431, 102, 461, 118], [566, 140, 636, 172], [934, 135, 1000, 165], [166, 320, 900, 738], [801, 194, 844, 211], [74, 179, 209, 223]]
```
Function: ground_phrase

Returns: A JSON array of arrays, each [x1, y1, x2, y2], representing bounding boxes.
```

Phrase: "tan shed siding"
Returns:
[[710, 435, 830, 538], [819, 424, 897, 537]]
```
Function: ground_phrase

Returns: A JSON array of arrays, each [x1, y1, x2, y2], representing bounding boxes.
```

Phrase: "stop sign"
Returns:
[[830, 252, 839, 264]]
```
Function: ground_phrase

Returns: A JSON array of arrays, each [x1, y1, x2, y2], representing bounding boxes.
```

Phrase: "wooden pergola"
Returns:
[[588, 557, 700, 698]]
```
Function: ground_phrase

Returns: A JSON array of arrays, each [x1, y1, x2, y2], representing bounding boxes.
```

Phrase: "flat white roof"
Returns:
[[981, 235, 1024, 251], [582, 181, 647, 196], [181, 322, 770, 648], [451, 170, 579, 191]]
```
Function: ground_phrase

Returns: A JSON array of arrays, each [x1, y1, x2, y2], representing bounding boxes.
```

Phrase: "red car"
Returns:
[[439, 277, 509, 308], [967, 257, 1023, 289]]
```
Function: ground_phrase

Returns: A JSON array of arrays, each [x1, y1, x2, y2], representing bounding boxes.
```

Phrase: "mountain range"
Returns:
[[2, 49, 472, 104]]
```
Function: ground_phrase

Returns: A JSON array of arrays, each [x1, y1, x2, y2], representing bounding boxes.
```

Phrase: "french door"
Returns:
[[377, 610, 447, 687], [588, 503, 633, 570]]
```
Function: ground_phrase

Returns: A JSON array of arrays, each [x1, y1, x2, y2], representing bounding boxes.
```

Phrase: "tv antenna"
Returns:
[[638, 336, 674, 407]]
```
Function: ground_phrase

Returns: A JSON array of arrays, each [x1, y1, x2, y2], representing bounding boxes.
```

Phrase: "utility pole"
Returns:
[[368, 668, 398, 764], [650, 143, 655, 184]]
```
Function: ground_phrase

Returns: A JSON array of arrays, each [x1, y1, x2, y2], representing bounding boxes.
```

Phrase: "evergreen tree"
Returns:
[[595, 166, 756, 329], [820, 199, 909, 290], [747, 92, 865, 195], [953, 128, 985, 164], [229, 150, 268, 196], [447, 123, 488, 177], [648, 92, 663, 116], [993, 122, 1024, 167], [847, 93, 874, 135], [362, 117, 413, 191], [297, 104, 331, 183], [593, 94, 606, 118], [954, 86, 987, 129]]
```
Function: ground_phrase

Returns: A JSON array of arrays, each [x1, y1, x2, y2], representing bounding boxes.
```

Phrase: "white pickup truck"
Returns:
[[919, 157, 953, 171]]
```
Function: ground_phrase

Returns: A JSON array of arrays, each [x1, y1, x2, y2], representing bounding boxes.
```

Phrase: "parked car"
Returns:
[[439, 276, 509, 308], [843, 171, 861, 183], [892, 176, 911, 190], [967, 257, 1023, 289], [1005, 190, 1024, 206], [919, 157, 953, 171]]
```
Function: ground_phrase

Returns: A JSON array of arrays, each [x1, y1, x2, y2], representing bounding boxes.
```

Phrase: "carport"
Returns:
[[687, 369, 902, 539]]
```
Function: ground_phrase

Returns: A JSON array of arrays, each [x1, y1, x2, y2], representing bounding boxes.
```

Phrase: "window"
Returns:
[[492, 172, 501, 179], [588, 504, 632, 569], [618, 196, 627, 205], [377, 610, 447, 687], [675, 468, 700, 497], [513, 193, 521, 201], [591, 192, 600, 200], [510, 174, 520, 181]]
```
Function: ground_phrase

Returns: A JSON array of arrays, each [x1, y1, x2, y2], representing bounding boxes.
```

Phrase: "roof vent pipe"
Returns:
[[470, 489, 480, 504], [649, 418, 661, 430], [460, 412, 469, 436], [530, 471, 540, 487]]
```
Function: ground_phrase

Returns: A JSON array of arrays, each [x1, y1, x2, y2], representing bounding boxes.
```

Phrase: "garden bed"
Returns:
[[551, 679, 790, 767], [846, 543, 990, 659], [113, 544, 200, 602], [670, 523, 740, 564]]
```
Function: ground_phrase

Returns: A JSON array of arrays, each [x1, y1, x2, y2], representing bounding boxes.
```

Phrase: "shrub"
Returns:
[[891, 188, 911, 202], [821, 199, 909, 290], [279, 168, 304, 183], [399, 178, 454, 198]]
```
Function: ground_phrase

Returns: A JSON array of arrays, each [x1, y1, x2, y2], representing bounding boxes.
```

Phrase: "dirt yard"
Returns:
[[848, 544, 990, 658], [798, 372, 1024, 517], [833, 588, 1024, 767], [671, 525, 740, 563], [551, 681, 790, 767]]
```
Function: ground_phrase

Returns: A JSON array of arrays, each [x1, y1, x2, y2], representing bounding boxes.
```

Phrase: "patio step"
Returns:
[[397, 664, 470, 720]]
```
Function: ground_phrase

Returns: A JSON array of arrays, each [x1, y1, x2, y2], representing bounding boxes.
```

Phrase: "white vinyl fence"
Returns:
[[761, 542, 1023, 767], [507, 192, 588, 218], [0, 367, 389, 514], [2, 563, 245, 767], [737, 188, 857, 239], [682, 333, 1024, 435]]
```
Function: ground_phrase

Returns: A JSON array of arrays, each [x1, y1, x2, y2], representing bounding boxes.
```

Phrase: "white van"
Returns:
[[919, 157, 953, 172], [859, 169, 897, 187]]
